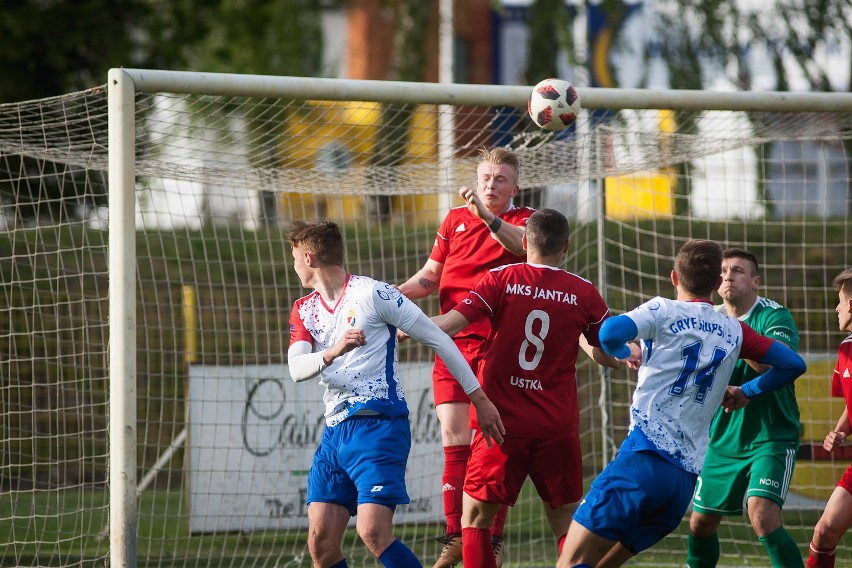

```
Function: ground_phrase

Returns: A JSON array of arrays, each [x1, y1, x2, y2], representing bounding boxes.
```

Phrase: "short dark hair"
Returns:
[[478, 147, 519, 184], [834, 268, 852, 297], [525, 208, 569, 256], [287, 220, 344, 267], [675, 239, 723, 296], [723, 248, 759, 275]]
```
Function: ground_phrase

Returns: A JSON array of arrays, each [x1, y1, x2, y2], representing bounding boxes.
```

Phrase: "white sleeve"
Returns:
[[627, 296, 667, 339], [287, 340, 326, 382], [405, 312, 481, 395]]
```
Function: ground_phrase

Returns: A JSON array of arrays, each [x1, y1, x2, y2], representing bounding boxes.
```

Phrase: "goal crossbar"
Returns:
[[119, 68, 852, 111], [103, 67, 852, 568]]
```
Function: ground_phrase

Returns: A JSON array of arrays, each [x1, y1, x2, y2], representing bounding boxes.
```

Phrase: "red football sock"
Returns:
[[806, 541, 836, 568], [462, 527, 496, 568], [558, 533, 567, 554], [491, 504, 508, 538], [442, 445, 471, 535]]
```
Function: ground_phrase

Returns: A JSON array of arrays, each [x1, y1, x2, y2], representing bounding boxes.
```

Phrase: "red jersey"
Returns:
[[431, 204, 535, 340], [830, 334, 852, 414], [453, 262, 611, 438]]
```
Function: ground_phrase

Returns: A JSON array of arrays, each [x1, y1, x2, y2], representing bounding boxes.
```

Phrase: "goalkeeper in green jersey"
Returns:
[[687, 248, 803, 568]]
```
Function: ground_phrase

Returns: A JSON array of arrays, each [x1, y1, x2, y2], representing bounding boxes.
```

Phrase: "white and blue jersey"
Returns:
[[288, 273, 483, 512], [576, 296, 803, 554], [620, 297, 759, 474], [288, 274, 422, 426]]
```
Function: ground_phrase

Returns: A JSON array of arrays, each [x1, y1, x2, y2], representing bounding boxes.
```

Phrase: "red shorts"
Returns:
[[837, 464, 852, 494], [432, 336, 484, 406], [464, 432, 583, 508]]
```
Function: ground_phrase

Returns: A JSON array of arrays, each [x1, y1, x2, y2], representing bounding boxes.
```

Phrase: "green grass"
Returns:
[[0, 484, 825, 567]]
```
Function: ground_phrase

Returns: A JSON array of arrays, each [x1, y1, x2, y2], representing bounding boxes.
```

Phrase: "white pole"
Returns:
[[108, 67, 138, 568], [438, 0, 456, 218], [137, 428, 187, 495], [119, 68, 852, 112]]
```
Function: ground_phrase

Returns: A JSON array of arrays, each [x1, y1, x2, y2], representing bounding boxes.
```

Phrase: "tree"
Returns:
[[365, 0, 434, 221], [0, 0, 330, 225], [522, 0, 851, 216], [645, 0, 852, 215]]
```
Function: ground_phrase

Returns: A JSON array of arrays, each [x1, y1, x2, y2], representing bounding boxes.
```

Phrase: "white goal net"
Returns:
[[0, 69, 850, 567]]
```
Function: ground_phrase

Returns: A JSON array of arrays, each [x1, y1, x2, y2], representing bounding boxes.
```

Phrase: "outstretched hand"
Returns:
[[467, 389, 505, 447], [721, 385, 750, 413]]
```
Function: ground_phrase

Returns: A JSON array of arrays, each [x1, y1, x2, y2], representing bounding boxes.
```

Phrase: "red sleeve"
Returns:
[[738, 321, 773, 361], [832, 340, 852, 398], [429, 210, 454, 265], [832, 368, 844, 398], [583, 312, 609, 348], [581, 286, 611, 348], [288, 300, 313, 346], [452, 270, 499, 323]]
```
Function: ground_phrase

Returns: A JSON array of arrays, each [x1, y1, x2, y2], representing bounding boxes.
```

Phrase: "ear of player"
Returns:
[[528, 78, 581, 131]]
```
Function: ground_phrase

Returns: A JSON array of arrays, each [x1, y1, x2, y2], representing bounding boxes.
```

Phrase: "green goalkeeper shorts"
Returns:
[[692, 444, 798, 515]]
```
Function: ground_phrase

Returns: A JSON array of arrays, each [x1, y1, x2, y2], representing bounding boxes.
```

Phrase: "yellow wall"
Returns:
[[605, 169, 675, 219], [279, 101, 440, 223], [604, 110, 676, 220], [791, 358, 847, 500]]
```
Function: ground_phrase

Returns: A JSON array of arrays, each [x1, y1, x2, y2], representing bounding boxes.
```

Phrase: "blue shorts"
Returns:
[[572, 450, 697, 554], [306, 415, 411, 515]]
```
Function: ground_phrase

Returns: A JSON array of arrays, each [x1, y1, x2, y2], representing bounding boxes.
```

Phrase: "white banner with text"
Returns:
[[187, 362, 443, 533]]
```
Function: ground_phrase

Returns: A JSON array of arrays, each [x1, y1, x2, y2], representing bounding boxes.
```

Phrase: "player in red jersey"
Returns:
[[431, 208, 623, 568], [398, 147, 534, 567], [806, 268, 852, 568]]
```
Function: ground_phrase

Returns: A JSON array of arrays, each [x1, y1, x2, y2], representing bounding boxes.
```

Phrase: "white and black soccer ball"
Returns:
[[528, 78, 581, 131]]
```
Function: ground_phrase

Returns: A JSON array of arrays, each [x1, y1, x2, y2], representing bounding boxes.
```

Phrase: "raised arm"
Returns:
[[722, 340, 807, 412], [579, 334, 624, 370], [404, 311, 504, 446], [398, 258, 444, 300], [599, 315, 640, 358], [741, 341, 806, 396], [432, 309, 471, 338], [458, 186, 525, 256]]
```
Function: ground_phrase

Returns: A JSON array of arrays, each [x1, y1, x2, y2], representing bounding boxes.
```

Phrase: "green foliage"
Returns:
[[0, 1, 146, 102], [187, 0, 325, 77], [525, 0, 572, 84], [390, 0, 433, 82], [0, 0, 329, 104], [647, 0, 852, 93]]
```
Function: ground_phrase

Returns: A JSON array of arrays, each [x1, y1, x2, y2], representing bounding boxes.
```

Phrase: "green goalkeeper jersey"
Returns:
[[708, 296, 801, 453]]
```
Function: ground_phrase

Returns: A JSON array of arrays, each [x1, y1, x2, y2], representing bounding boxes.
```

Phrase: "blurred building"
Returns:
[[312, 0, 849, 220]]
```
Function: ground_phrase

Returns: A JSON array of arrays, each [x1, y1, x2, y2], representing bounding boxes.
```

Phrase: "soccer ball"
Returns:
[[528, 78, 581, 131]]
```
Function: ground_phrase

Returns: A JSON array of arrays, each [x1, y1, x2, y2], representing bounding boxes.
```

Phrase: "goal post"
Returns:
[[108, 67, 139, 568], [0, 67, 849, 567], [106, 68, 851, 566]]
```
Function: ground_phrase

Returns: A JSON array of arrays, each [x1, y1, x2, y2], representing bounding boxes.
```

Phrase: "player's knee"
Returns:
[[307, 529, 339, 564], [812, 519, 843, 549], [440, 425, 467, 446], [463, 503, 496, 529], [748, 511, 781, 537], [436, 405, 471, 445], [689, 512, 720, 537], [356, 523, 392, 556]]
